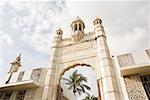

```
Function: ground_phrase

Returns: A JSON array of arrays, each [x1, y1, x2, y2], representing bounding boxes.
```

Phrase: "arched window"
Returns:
[[79, 24, 81, 31], [97, 20, 99, 24], [58, 32, 61, 35], [74, 24, 77, 31]]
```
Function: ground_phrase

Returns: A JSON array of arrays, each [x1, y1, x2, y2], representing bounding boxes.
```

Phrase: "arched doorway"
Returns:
[[57, 64, 100, 100]]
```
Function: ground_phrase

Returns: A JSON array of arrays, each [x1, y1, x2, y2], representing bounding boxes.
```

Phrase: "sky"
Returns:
[[0, 0, 149, 99]]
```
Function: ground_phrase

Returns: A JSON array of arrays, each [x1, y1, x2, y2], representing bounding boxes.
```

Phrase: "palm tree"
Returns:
[[61, 70, 90, 96], [82, 95, 98, 100]]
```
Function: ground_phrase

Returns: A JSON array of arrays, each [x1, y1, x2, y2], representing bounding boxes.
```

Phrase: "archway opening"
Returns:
[[58, 64, 99, 100]]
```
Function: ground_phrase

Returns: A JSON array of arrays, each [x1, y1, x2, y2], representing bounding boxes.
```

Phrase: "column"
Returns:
[[93, 17, 120, 100]]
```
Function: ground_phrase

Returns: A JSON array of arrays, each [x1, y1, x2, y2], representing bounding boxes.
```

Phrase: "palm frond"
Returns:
[[65, 82, 73, 85], [61, 77, 72, 83], [77, 88, 82, 95], [79, 76, 87, 82], [68, 84, 73, 90], [72, 70, 78, 76], [73, 85, 76, 95], [80, 85, 85, 92], [62, 70, 91, 96], [82, 95, 98, 100], [82, 84, 91, 90]]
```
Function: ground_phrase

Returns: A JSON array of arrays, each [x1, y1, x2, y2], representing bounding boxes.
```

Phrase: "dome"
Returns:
[[70, 16, 85, 42], [93, 16, 102, 25], [70, 16, 85, 28], [74, 16, 84, 23], [56, 28, 63, 35], [95, 16, 102, 20]]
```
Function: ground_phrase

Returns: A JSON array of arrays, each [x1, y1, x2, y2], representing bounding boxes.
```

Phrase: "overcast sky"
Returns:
[[0, 0, 149, 99]]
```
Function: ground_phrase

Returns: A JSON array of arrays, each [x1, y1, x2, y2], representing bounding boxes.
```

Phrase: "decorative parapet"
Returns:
[[30, 69, 41, 82], [117, 53, 135, 67], [1, 68, 44, 89], [117, 50, 150, 76]]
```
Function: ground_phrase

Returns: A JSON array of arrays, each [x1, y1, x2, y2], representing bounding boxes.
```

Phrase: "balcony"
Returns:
[[0, 68, 42, 91], [117, 49, 150, 76]]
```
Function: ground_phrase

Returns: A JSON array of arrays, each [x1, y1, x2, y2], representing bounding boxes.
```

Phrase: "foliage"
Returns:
[[62, 70, 90, 96], [82, 95, 98, 100]]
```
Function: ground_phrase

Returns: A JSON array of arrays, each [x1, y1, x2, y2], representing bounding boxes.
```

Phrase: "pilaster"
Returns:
[[93, 17, 120, 100], [42, 29, 62, 100]]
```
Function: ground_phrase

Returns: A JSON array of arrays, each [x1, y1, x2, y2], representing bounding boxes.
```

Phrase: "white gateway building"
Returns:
[[0, 17, 150, 100]]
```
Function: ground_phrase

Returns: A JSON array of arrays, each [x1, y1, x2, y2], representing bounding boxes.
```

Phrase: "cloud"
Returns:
[[108, 27, 149, 55], [1, 1, 66, 54], [0, 0, 66, 83], [0, 31, 14, 48], [21, 32, 51, 54]]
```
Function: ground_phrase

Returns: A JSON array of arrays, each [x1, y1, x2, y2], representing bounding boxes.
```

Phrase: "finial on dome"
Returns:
[[76, 16, 81, 20]]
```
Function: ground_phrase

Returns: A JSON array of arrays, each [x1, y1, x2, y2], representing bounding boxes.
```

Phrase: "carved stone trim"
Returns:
[[124, 75, 148, 100]]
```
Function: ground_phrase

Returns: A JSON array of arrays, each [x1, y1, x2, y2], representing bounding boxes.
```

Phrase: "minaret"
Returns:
[[42, 28, 63, 100], [70, 16, 85, 41], [93, 17, 120, 100], [6, 53, 21, 83], [53, 28, 63, 46]]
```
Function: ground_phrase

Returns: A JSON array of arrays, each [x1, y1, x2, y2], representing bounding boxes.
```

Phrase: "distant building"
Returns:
[[0, 17, 150, 100]]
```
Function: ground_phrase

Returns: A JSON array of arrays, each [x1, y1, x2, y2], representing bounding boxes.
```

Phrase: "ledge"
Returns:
[[120, 63, 150, 76], [0, 80, 39, 91]]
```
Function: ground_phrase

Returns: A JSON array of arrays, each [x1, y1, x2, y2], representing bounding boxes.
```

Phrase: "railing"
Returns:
[[117, 53, 135, 67], [118, 50, 150, 76]]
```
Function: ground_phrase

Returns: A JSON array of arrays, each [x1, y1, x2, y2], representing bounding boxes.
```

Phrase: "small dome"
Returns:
[[71, 16, 85, 28], [74, 16, 84, 23], [70, 16, 85, 42], [56, 28, 63, 35], [95, 16, 102, 20], [93, 16, 102, 25]]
